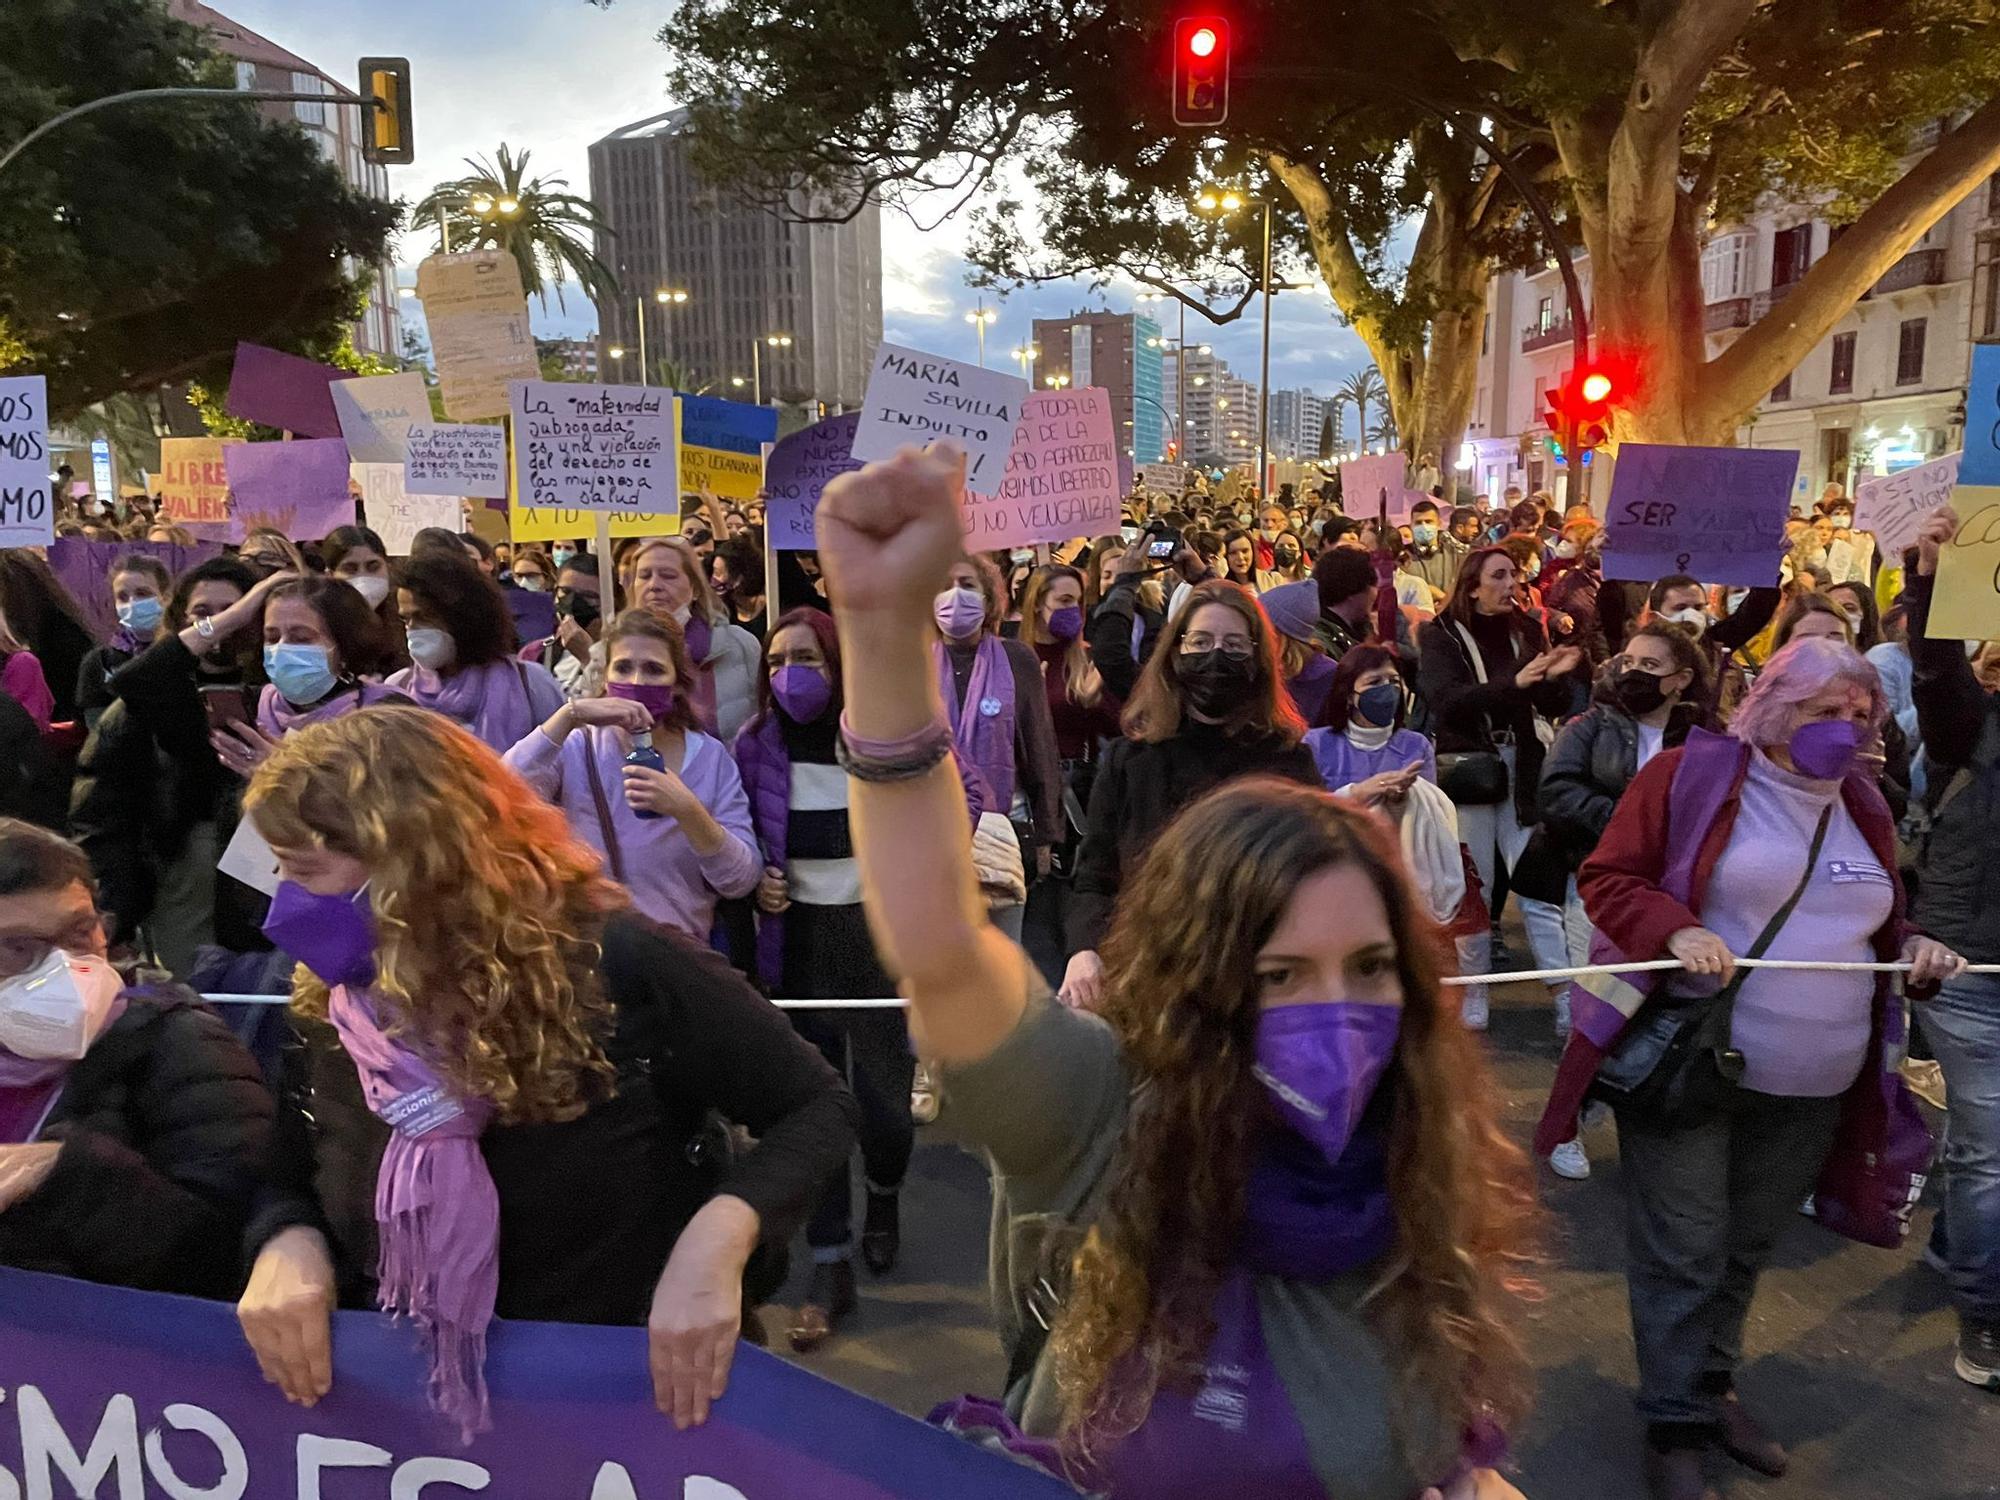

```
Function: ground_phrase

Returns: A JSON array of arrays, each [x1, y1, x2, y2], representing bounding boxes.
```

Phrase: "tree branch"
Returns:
[[1627, 0, 1759, 155]]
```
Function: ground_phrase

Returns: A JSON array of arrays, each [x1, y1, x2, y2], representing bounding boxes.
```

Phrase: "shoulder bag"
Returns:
[[581, 739, 628, 884], [1435, 620, 1509, 805]]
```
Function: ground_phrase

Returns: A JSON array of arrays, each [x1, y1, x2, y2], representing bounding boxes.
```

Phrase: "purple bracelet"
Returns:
[[837, 712, 956, 783], [838, 712, 952, 759]]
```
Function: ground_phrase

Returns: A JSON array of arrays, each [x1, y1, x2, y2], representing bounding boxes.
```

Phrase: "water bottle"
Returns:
[[625, 730, 667, 820]]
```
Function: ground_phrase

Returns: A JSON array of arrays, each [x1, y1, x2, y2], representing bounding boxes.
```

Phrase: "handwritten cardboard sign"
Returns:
[[223, 342, 347, 437], [1600, 443, 1798, 587], [0, 376, 53, 548], [329, 371, 430, 465], [417, 251, 538, 421], [509, 381, 678, 516], [765, 412, 863, 549], [353, 462, 461, 555], [1927, 488, 2000, 639], [1137, 462, 1189, 494], [679, 393, 779, 501], [222, 439, 356, 541], [851, 342, 1027, 490], [158, 436, 241, 538], [1340, 453, 1425, 524], [962, 388, 1121, 549], [405, 422, 507, 498], [1853, 452, 1963, 558]]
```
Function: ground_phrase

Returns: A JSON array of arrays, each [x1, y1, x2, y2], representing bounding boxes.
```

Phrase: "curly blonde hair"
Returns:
[[1051, 779, 1538, 1466], [245, 705, 626, 1123]]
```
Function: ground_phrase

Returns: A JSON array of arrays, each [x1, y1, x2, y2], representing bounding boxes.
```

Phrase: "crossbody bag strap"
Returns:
[[1709, 802, 1834, 1018], [581, 739, 628, 885]]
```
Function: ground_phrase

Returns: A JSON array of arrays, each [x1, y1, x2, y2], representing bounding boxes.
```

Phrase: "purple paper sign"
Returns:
[[224, 341, 348, 438], [765, 411, 863, 550], [48, 539, 224, 641], [223, 438, 356, 542], [1601, 443, 1799, 588], [0, 1268, 1075, 1500]]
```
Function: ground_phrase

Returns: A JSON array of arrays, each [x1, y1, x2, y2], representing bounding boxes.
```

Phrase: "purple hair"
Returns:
[[1730, 637, 1886, 749]]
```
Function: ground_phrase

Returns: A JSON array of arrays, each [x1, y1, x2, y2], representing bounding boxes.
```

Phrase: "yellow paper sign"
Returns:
[[1926, 487, 2000, 640], [158, 437, 241, 532]]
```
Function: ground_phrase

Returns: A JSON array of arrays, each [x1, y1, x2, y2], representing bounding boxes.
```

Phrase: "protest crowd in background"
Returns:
[[4, 335, 2000, 1500]]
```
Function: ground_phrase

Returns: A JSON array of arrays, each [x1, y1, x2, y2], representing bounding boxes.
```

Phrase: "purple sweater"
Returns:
[[504, 722, 761, 938], [1706, 749, 1889, 1096], [1302, 727, 1437, 792]]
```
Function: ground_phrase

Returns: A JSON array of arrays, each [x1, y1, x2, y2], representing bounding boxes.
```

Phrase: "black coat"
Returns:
[[74, 642, 136, 732], [1907, 572, 2000, 962], [1068, 721, 1323, 953], [1537, 699, 1697, 872], [1415, 610, 1570, 824], [0, 990, 273, 1298], [1085, 578, 1167, 702], [250, 913, 858, 1324]]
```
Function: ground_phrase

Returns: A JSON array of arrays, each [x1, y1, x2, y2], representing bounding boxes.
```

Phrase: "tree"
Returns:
[[0, 0, 400, 421], [412, 146, 621, 311], [1335, 369, 1386, 454], [1316, 404, 1337, 461]]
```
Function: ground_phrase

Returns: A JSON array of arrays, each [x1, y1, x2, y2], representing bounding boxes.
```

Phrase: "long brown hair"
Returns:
[[1120, 580, 1303, 746], [1053, 780, 1537, 1462], [1019, 564, 1103, 709], [601, 607, 703, 734]]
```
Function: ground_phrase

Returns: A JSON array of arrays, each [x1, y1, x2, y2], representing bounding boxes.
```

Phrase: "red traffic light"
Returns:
[[1172, 16, 1230, 127], [1187, 25, 1218, 56], [1580, 371, 1613, 404]]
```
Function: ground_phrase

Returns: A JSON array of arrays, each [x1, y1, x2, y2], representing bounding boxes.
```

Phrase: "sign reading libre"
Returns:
[[158, 436, 242, 537], [510, 381, 678, 516]]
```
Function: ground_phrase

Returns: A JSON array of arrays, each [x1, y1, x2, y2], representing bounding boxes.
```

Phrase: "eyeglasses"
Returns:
[[1181, 632, 1255, 659]]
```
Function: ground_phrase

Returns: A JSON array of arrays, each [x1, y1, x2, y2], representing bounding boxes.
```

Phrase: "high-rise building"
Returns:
[[541, 337, 600, 382], [167, 1, 401, 359], [1166, 346, 1260, 468], [1029, 311, 1169, 462], [1268, 388, 1329, 461], [589, 110, 883, 408]]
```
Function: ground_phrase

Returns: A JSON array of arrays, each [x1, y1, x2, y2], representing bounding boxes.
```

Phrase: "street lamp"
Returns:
[[964, 302, 998, 368], [633, 287, 691, 389], [468, 194, 495, 215], [1195, 184, 1275, 493], [752, 334, 792, 406], [1044, 373, 1071, 390], [1011, 342, 1038, 387]]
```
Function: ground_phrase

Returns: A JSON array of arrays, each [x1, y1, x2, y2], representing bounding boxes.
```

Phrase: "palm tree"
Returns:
[[1336, 368, 1386, 450], [412, 145, 620, 311]]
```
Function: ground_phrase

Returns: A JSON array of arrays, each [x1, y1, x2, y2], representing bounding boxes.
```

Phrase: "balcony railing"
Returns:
[[1520, 316, 1575, 353], [1868, 246, 1947, 296], [1705, 297, 1752, 332], [1750, 281, 1798, 321]]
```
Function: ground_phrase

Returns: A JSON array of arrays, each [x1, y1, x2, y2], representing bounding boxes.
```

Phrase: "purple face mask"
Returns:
[[933, 586, 987, 641], [1788, 717, 1864, 780], [261, 881, 377, 989], [1252, 1002, 1401, 1164], [1045, 605, 1084, 642], [770, 664, 832, 723], [608, 681, 677, 722]]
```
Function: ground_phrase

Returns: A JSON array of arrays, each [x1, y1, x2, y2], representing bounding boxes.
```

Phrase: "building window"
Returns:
[[291, 72, 328, 127], [1897, 318, 1927, 385], [1772, 224, 1813, 288], [1986, 251, 2000, 337], [1536, 296, 1553, 332], [1701, 230, 1754, 302], [1829, 332, 1856, 395], [234, 61, 257, 91], [1481, 313, 1490, 355], [1772, 372, 1792, 403]]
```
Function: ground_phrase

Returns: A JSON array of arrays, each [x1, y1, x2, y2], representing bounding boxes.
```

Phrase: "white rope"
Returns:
[[197, 958, 2000, 1011]]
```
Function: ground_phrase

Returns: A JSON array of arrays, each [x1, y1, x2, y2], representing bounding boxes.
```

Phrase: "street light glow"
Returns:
[[1196, 191, 1220, 212], [608, 346, 624, 359], [496, 197, 520, 215], [766, 334, 793, 347], [731, 376, 746, 387], [1221, 191, 1245, 212], [657, 288, 689, 304], [964, 307, 997, 327], [468, 194, 495, 215]]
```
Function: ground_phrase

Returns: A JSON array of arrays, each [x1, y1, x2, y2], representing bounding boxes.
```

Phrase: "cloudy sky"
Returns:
[[217, 0, 1376, 396]]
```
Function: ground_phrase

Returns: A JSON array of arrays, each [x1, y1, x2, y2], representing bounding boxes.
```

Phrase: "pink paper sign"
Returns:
[[222, 439, 356, 541], [224, 342, 348, 437], [1340, 453, 1423, 523], [960, 388, 1122, 549]]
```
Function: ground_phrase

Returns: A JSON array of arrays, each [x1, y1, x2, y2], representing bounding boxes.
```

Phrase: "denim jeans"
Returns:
[[1918, 972, 2000, 1325], [794, 1008, 916, 1262]]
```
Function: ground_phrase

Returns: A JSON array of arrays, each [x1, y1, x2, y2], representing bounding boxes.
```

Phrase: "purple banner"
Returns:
[[764, 412, 863, 551], [224, 342, 349, 438], [48, 538, 224, 641], [0, 1269, 1071, 1499], [223, 440, 357, 542], [1601, 443, 1798, 588]]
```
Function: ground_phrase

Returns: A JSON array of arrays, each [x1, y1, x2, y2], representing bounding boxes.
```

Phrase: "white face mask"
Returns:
[[516, 576, 547, 594], [0, 948, 122, 1061], [1664, 606, 1708, 638], [1554, 540, 1579, 560], [405, 626, 456, 671], [345, 573, 390, 609]]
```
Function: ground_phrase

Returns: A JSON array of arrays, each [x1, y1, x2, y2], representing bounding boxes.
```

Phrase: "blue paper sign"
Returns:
[[678, 393, 781, 456], [764, 412, 863, 550], [1960, 341, 2000, 486], [0, 1268, 1072, 1500], [1600, 443, 1799, 588]]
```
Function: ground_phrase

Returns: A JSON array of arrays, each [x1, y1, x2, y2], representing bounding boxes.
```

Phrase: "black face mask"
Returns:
[[1178, 649, 1259, 717], [1611, 665, 1669, 716], [561, 591, 601, 630], [1275, 545, 1301, 566]]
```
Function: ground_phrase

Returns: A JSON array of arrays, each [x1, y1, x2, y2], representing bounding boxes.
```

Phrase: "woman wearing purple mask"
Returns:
[[504, 610, 758, 940], [932, 555, 1062, 945], [1537, 635, 1965, 1500]]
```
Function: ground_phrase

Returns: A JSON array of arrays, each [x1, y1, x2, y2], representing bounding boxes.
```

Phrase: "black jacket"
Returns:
[[1538, 698, 1697, 872], [0, 689, 60, 828], [250, 914, 858, 1323], [1415, 610, 1570, 824], [0, 990, 273, 1298], [1068, 722, 1323, 953], [1086, 578, 1167, 702], [1906, 572, 2000, 962], [74, 642, 137, 732]]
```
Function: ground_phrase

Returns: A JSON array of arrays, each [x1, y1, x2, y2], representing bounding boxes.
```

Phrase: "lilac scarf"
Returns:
[[392, 658, 537, 752], [935, 635, 1018, 812], [327, 985, 499, 1442], [256, 680, 405, 739]]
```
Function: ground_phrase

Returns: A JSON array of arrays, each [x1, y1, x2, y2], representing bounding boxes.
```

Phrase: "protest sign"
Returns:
[[157, 436, 241, 537], [679, 393, 779, 501], [49, 539, 223, 639], [851, 343, 1028, 490], [0, 1268, 1073, 1500], [329, 371, 431, 465], [417, 251, 539, 420], [961, 388, 1121, 549], [223, 439, 355, 541], [765, 412, 862, 549], [406, 421, 508, 497], [1600, 443, 1798, 587], [353, 462, 461, 555], [1853, 452, 1963, 558], [1926, 487, 2000, 640], [1340, 453, 1423, 523], [512, 507, 664, 542], [1961, 341, 2000, 487], [222, 342, 346, 437], [1137, 462, 1188, 494], [511, 381, 679, 517], [0, 375, 53, 548]]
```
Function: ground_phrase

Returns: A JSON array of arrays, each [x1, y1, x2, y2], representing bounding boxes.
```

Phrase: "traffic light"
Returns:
[[358, 57, 414, 165], [1172, 16, 1230, 127], [1545, 361, 1623, 461]]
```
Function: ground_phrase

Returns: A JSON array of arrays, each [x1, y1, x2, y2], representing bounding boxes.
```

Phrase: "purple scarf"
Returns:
[[327, 985, 499, 1442], [256, 680, 405, 739], [935, 635, 1018, 813], [109, 627, 150, 657], [392, 658, 537, 752], [1241, 1117, 1395, 1280], [0, 996, 128, 1145]]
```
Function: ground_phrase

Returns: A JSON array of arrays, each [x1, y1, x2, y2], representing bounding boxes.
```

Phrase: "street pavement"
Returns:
[[772, 973, 2000, 1499]]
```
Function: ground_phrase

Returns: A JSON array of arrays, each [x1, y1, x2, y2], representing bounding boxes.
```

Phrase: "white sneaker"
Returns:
[[1553, 990, 1572, 1039], [910, 1063, 939, 1125], [1461, 993, 1489, 1031], [1549, 1139, 1591, 1180]]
